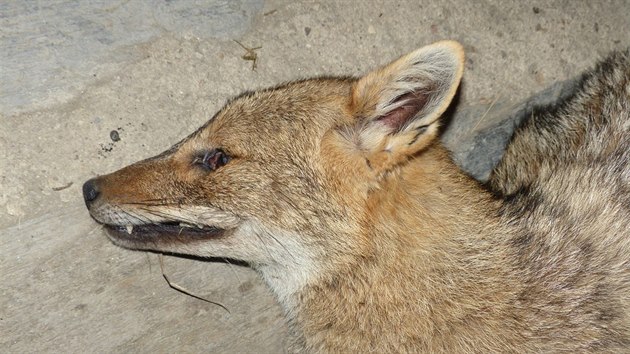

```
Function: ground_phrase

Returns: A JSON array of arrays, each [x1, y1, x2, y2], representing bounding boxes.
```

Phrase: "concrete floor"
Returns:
[[1, 0, 628, 352]]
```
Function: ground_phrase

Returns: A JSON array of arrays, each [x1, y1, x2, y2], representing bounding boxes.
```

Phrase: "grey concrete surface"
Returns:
[[1, 0, 628, 352]]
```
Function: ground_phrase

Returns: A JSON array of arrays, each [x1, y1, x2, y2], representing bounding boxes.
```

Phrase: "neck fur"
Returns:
[[266, 146, 512, 351]]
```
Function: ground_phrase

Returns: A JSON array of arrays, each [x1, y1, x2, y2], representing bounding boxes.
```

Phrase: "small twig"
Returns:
[[233, 40, 262, 71], [158, 254, 230, 314], [52, 182, 73, 191]]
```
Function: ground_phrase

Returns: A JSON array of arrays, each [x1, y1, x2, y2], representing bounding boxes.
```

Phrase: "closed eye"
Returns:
[[193, 148, 231, 171]]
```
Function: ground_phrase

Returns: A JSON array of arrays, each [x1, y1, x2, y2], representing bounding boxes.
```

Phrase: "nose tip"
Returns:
[[82, 178, 100, 205]]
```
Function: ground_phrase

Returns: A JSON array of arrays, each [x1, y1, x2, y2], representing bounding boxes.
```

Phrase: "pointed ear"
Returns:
[[347, 40, 464, 173]]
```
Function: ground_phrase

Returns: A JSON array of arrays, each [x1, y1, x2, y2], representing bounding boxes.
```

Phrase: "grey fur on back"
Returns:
[[491, 50, 630, 351]]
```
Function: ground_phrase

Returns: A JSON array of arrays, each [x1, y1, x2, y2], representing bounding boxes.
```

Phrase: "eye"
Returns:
[[194, 149, 230, 171]]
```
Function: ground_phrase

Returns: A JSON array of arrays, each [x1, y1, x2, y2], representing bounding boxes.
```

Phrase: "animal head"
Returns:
[[83, 41, 464, 276]]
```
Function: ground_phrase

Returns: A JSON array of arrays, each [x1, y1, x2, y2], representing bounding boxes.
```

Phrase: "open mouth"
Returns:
[[104, 222, 226, 243]]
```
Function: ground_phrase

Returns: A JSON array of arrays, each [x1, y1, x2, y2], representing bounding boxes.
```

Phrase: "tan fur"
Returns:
[[84, 42, 630, 352]]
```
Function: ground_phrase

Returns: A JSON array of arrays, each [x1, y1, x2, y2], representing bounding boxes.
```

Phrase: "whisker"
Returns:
[[254, 231, 275, 262], [223, 258, 243, 284], [123, 201, 179, 207], [137, 208, 196, 225], [467, 95, 501, 138], [119, 207, 152, 224], [86, 223, 104, 236], [121, 197, 184, 206], [266, 230, 298, 264]]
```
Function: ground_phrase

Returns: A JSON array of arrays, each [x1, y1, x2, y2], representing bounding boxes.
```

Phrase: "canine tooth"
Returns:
[[126, 225, 133, 234]]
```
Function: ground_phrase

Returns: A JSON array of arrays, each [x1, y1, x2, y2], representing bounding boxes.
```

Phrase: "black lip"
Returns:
[[104, 222, 226, 244]]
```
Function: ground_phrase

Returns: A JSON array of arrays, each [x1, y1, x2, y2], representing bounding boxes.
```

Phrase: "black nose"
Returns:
[[82, 178, 100, 206]]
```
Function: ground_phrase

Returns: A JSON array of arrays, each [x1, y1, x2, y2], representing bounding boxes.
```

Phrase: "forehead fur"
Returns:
[[185, 78, 355, 156]]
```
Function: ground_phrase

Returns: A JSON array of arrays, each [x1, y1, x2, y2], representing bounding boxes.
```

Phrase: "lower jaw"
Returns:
[[104, 223, 227, 246]]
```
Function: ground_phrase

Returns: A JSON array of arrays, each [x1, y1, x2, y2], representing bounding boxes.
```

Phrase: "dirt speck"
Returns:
[[466, 57, 474, 70], [74, 303, 87, 311], [110, 129, 120, 142], [238, 280, 254, 293]]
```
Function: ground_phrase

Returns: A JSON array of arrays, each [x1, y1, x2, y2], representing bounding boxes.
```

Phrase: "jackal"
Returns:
[[83, 41, 630, 352]]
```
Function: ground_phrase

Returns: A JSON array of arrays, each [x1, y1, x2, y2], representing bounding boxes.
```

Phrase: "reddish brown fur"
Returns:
[[84, 42, 630, 352]]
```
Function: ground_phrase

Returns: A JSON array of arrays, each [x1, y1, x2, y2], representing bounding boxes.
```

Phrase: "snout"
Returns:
[[82, 178, 101, 208]]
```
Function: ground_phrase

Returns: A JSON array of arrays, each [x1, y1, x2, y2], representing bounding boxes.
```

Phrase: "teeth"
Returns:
[[126, 225, 133, 234]]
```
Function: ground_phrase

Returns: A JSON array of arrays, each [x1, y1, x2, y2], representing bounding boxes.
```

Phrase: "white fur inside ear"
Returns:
[[370, 42, 464, 129], [349, 41, 464, 155]]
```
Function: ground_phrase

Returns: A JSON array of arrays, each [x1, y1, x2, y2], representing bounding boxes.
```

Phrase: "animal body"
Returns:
[[83, 41, 630, 352]]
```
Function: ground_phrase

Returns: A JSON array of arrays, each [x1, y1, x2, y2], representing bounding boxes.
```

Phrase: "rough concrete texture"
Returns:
[[1, 0, 628, 352]]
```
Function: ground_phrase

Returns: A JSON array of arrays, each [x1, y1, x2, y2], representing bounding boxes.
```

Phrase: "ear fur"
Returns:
[[347, 41, 464, 173]]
